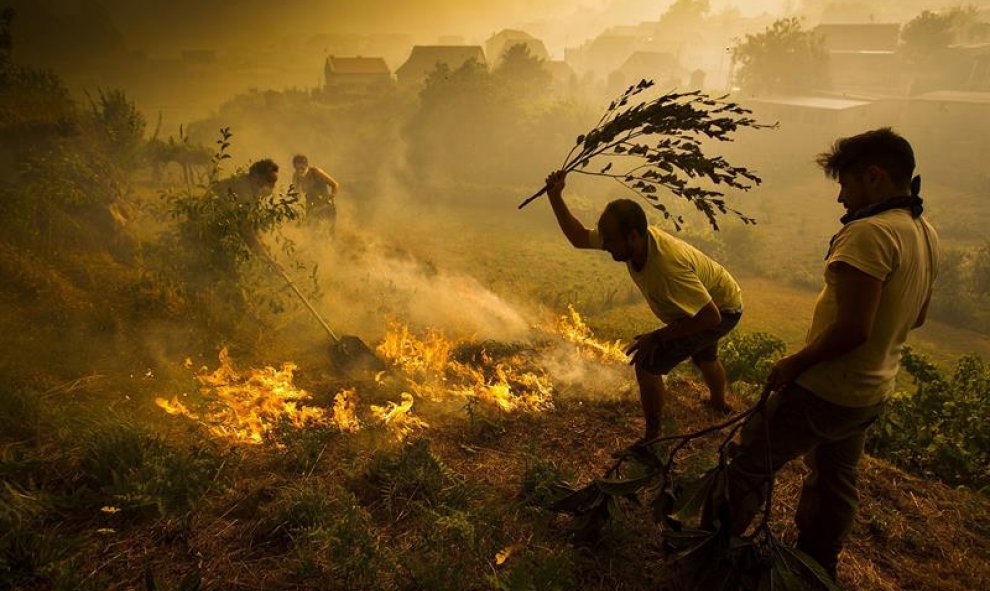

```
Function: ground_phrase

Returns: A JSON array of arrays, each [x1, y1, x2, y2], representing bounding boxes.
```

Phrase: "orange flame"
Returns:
[[556, 304, 628, 364], [379, 323, 556, 413], [370, 392, 429, 441], [331, 389, 362, 433], [154, 396, 198, 419], [156, 347, 328, 445]]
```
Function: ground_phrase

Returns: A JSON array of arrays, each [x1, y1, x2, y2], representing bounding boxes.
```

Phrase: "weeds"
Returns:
[[368, 439, 472, 517], [263, 482, 389, 588], [77, 422, 225, 517]]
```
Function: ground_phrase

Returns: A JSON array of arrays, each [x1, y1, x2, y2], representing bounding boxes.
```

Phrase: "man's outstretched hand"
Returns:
[[545, 170, 567, 198], [625, 331, 661, 367]]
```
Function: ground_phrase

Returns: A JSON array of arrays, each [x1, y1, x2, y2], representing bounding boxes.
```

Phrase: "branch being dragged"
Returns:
[[519, 80, 775, 231]]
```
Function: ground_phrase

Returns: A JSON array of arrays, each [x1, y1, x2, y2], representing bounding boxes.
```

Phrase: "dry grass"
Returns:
[[49, 370, 986, 590]]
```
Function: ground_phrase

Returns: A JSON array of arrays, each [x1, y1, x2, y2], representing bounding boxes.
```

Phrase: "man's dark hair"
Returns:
[[817, 128, 915, 186], [292, 154, 308, 166], [600, 199, 648, 237], [249, 158, 279, 178]]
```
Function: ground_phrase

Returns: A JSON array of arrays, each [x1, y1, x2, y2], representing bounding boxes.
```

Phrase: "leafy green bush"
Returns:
[[85, 87, 146, 170], [928, 245, 990, 333], [718, 331, 786, 385], [868, 347, 990, 490]]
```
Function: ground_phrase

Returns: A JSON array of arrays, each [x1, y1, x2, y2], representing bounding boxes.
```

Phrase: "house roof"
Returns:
[[618, 51, 680, 74], [486, 29, 550, 63], [746, 95, 874, 111], [487, 29, 534, 43], [325, 56, 391, 75], [396, 45, 487, 81], [912, 90, 990, 105]]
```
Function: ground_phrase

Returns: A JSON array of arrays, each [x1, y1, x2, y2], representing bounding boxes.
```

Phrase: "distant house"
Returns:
[[323, 56, 393, 95], [609, 51, 683, 93], [814, 23, 905, 94], [738, 94, 896, 177], [951, 42, 990, 91], [486, 29, 550, 66], [566, 33, 640, 76], [743, 95, 885, 135], [396, 45, 487, 88], [906, 90, 990, 186]]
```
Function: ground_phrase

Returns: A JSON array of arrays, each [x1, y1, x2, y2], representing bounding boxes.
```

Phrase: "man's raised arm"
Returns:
[[545, 170, 595, 249]]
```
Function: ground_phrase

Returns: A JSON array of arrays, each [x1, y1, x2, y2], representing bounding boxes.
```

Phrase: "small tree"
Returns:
[[731, 18, 829, 95], [494, 43, 551, 100], [87, 88, 146, 170], [901, 6, 990, 62]]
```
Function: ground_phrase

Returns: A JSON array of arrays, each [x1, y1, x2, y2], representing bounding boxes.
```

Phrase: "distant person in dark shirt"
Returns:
[[291, 154, 340, 236]]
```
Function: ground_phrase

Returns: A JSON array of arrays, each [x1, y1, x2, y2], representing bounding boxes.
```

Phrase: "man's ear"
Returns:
[[864, 164, 885, 186]]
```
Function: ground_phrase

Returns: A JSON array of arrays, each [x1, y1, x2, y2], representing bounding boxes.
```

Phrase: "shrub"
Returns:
[[868, 347, 990, 490], [718, 331, 786, 385]]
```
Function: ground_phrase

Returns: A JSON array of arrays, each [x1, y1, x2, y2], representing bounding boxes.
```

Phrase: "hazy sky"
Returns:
[[21, 0, 793, 54], [11, 0, 985, 63]]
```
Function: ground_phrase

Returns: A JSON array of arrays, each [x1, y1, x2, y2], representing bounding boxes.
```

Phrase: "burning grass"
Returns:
[[153, 309, 628, 446], [155, 347, 329, 445]]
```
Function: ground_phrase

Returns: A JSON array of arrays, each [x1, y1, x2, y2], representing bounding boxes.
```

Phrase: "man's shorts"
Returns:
[[638, 310, 742, 375]]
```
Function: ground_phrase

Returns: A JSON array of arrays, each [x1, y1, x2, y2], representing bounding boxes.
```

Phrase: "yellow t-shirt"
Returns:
[[590, 226, 743, 324], [797, 209, 940, 407]]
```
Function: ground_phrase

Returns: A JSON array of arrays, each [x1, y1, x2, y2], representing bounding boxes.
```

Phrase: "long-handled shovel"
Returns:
[[257, 245, 385, 373]]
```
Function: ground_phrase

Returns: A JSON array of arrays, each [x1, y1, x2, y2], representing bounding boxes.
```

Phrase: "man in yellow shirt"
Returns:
[[713, 128, 940, 580], [543, 169, 743, 442]]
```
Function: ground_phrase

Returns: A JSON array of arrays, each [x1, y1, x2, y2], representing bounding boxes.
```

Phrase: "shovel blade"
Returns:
[[330, 334, 386, 374]]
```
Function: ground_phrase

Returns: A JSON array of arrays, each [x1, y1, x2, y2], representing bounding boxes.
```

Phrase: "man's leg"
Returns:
[[795, 429, 869, 579], [716, 385, 826, 534], [693, 357, 729, 410], [635, 364, 665, 440]]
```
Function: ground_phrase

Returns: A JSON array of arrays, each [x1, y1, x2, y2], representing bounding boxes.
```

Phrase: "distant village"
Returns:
[[31, 3, 989, 189]]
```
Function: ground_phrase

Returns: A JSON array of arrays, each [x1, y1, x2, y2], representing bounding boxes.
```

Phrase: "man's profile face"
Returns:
[[836, 171, 868, 215], [598, 215, 634, 262]]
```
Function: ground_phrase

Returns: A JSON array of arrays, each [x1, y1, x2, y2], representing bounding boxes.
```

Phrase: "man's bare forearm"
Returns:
[[547, 191, 590, 248], [655, 304, 721, 341]]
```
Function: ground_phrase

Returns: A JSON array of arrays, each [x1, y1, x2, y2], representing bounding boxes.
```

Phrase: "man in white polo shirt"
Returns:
[[711, 128, 940, 580], [543, 169, 744, 443]]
